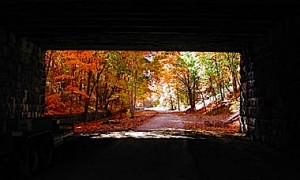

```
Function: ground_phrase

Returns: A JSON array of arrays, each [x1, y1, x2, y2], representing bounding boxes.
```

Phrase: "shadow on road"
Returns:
[[2, 133, 299, 180]]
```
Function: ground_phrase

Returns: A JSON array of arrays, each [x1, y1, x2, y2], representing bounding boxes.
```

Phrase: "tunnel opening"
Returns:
[[1, 1, 300, 179], [45, 50, 243, 140]]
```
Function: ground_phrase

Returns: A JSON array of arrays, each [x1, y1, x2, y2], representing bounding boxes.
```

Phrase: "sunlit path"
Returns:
[[82, 112, 195, 139], [135, 113, 185, 131], [75, 109, 241, 139]]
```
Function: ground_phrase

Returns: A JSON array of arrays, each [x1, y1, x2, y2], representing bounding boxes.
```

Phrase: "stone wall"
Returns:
[[1, 12, 299, 150], [240, 14, 300, 149], [0, 30, 45, 134]]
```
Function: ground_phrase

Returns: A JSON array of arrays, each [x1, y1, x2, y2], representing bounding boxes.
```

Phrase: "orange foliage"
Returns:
[[45, 93, 66, 115], [65, 85, 89, 99]]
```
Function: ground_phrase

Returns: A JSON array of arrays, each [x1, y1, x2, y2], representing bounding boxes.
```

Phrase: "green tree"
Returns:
[[173, 52, 203, 111]]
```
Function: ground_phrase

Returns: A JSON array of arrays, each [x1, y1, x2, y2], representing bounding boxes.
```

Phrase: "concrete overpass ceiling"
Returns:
[[1, 0, 299, 51]]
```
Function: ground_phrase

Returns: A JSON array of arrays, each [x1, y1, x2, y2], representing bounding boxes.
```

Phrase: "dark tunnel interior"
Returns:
[[1, 1, 300, 179]]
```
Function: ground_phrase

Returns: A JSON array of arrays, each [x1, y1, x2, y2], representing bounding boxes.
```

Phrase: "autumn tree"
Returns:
[[45, 50, 106, 119], [116, 51, 152, 117], [45, 50, 87, 115], [173, 52, 203, 111], [224, 52, 241, 99]]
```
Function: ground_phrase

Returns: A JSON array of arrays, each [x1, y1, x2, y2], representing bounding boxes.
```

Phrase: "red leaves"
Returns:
[[183, 113, 240, 135], [74, 110, 159, 134]]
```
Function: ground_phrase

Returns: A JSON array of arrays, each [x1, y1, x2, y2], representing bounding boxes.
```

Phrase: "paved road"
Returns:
[[136, 113, 185, 131], [2, 113, 300, 180]]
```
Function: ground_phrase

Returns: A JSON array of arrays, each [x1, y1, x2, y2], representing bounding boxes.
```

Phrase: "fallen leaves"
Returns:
[[182, 113, 240, 135], [74, 110, 159, 134], [74, 110, 240, 135]]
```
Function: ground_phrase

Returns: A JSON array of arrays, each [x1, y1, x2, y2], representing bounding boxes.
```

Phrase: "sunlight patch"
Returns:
[[87, 130, 194, 139]]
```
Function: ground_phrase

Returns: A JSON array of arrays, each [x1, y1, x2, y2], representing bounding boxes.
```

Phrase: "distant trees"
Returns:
[[152, 51, 240, 112], [45, 50, 240, 119]]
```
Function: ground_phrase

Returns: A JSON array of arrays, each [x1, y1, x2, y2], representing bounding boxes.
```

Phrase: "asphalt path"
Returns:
[[2, 113, 299, 180]]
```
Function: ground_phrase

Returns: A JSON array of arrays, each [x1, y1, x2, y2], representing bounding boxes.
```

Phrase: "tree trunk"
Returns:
[[129, 87, 135, 118], [200, 91, 207, 113], [176, 88, 180, 111], [188, 87, 196, 110], [83, 70, 92, 123]]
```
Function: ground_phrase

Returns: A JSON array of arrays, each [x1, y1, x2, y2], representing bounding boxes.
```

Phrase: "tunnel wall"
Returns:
[[1, 13, 299, 150], [0, 30, 45, 134], [241, 14, 300, 149]]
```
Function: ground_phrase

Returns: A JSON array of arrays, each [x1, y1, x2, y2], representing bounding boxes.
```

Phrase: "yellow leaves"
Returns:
[[117, 79, 127, 88]]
